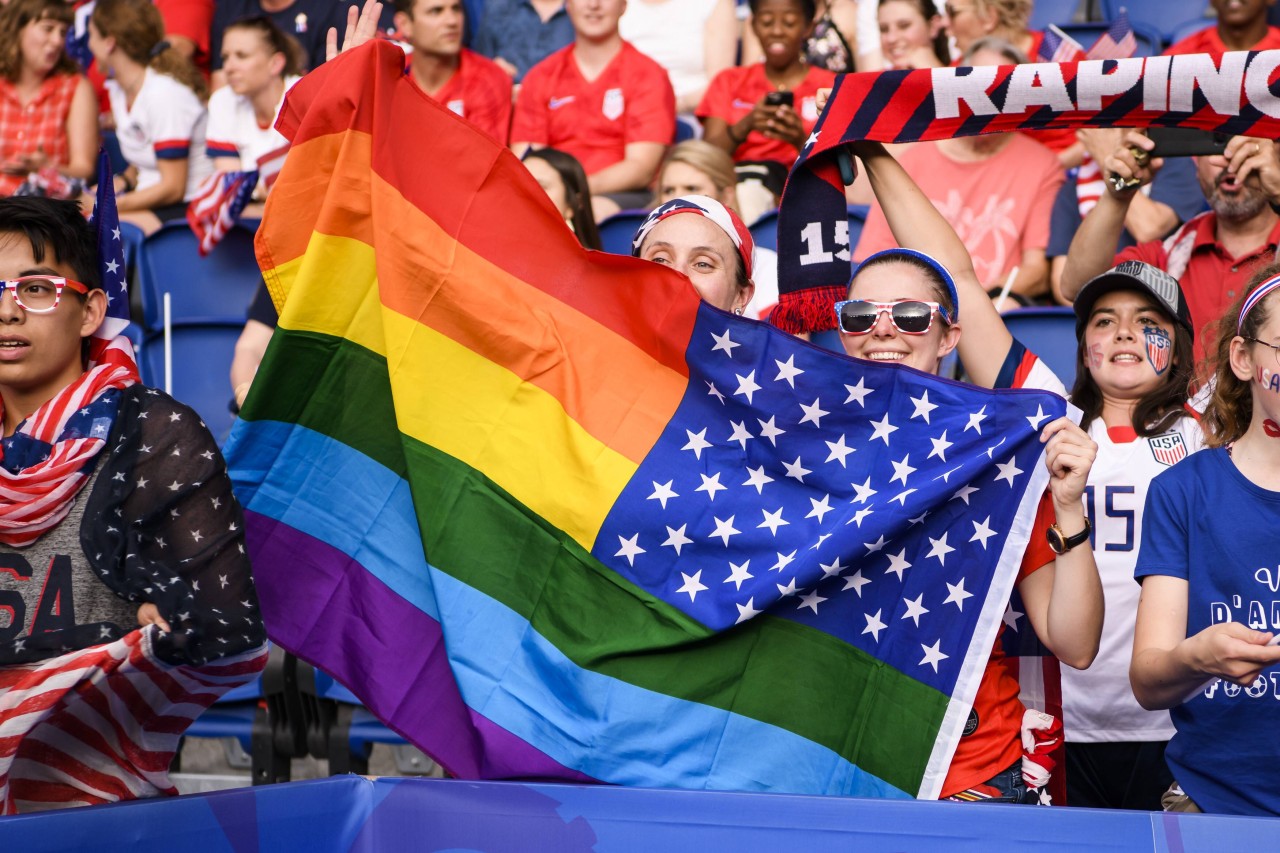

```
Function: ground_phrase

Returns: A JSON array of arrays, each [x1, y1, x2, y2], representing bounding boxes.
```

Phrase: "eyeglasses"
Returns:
[[834, 299, 946, 335], [1243, 336, 1280, 367], [0, 276, 89, 313]]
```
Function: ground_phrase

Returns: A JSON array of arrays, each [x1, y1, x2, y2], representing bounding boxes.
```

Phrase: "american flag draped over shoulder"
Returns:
[[186, 170, 259, 257], [0, 628, 264, 813], [773, 47, 1280, 332]]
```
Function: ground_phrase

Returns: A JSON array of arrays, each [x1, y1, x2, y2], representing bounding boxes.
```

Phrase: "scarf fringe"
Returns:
[[770, 285, 846, 335]]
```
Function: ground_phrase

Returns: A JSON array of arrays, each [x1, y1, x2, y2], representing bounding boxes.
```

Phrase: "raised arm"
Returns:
[[853, 141, 1014, 387]]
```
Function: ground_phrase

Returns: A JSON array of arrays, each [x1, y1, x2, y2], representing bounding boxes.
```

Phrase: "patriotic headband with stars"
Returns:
[[1239, 274, 1280, 334], [631, 196, 755, 282]]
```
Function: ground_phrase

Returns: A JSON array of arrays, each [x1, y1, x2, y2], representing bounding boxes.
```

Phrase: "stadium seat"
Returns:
[[748, 207, 779, 252], [1099, 0, 1211, 44], [847, 204, 868, 257], [140, 323, 242, 444], [675, 115, 700, 143], [597, 209, 650, 255], [1000, 306, 1079, 388], [1056, 21, 1163, 57], [1028, 0, 1085, 31], [138, 221, 262, 329]]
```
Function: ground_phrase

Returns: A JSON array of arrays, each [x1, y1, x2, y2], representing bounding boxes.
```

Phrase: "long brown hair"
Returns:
[[523, 148, 602, 252], [91, 0, 207, 100], [1201, 263, 1280, 447], [0, 0, 78, 83]]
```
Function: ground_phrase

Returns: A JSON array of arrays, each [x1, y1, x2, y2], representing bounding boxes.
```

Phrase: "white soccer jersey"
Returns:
[[107, 69, 213, 202], [205, 76, 300, 172], [1060, 414, 1203, 742]]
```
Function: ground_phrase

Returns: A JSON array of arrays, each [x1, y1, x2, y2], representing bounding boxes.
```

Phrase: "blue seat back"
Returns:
[[1099, 0, 1211, 43], [1000, 306, 1080, 389], [139, 222, 261, 329], [1029, 0, 1085, 30], [597, 209, 650, 255], [140, 324, 241, 444], [748, 208, 779, 252]]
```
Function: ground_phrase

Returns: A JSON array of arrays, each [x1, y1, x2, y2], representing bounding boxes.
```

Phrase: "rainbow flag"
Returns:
[[225, 42, 1067, 799]]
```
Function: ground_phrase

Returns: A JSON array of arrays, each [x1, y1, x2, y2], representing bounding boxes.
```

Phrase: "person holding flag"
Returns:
[[0, 160, 266, 812]]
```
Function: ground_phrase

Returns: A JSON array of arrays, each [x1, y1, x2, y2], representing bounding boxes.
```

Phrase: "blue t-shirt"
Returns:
[[1136, 447, 1280, 816], [472, 0, 574, 82]]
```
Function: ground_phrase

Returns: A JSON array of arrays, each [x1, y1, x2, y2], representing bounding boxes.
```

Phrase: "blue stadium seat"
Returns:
[[1000, 306, 1079, 388], [847, 204, 868, 258], [138, 221, 262, 329], [675, 115, 700, 143], [597, 209, 650, 255], [1029, 0, 1085, 30], [140, 323, 241, 444], [1055, 21, 1163, 57], [748, 208, 779, 252], [1099, 0, 1210, 44]]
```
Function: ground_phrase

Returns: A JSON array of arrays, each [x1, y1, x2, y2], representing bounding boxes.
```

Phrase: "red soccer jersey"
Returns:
[[417, 49, 514, 145], [512, 41, 675, 176], [941, 492, 1056, 798], [696, 63, 837, 167], [1164, 24, 1280, 55]]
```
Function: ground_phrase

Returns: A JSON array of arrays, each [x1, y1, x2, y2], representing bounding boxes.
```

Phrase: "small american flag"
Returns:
[[87, 148, 136, 375], [0, 627, 265, 813], [255, 143, 290, 194], [63, 1, 95, 73], [186, 170, 259, 257], [1038, 25, 1087, 64]]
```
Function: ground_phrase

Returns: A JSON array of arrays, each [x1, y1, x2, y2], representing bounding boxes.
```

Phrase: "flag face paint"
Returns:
[[1144, 327, 1171, 376], [226, 41, 1068, 801]]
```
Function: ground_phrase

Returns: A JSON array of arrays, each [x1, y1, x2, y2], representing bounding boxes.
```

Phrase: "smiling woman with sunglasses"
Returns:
[[835, 140, 1103, 805]]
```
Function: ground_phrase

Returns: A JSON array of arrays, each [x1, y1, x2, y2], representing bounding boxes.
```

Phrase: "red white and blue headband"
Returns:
[[631, 196, 755, 282], [1239, 274, 1280, 334]]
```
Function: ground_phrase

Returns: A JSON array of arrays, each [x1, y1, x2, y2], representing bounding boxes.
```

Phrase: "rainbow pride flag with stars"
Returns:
[[225, 41, 1067, 799]]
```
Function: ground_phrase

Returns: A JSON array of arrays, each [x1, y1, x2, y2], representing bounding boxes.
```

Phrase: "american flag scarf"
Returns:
[[0, 626, 266, 814], [0, 150, 140, 546], [773, 48, 1280, 333]]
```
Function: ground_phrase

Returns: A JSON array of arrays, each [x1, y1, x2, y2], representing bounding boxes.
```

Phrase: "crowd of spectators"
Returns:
[[3, 0, 1280, 819]]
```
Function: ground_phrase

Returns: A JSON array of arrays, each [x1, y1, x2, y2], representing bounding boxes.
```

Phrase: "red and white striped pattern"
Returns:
[[0, 627, 267, 813], [186, 171, 259, 258]]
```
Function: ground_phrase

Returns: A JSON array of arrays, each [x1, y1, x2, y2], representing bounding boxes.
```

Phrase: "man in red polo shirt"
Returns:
[[511, 0, 675, 219], [1163, 0, 1280, 56], [1060, 131, 1280, 360], [395, 0, 513, 144]]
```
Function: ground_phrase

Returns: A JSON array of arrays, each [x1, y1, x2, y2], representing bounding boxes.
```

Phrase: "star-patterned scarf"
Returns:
[[0, 339, 139, 546]]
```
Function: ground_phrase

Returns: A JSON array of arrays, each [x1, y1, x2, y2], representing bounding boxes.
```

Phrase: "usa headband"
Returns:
[[1239, 274, 1280, 334], [631, 196, 755, 281]]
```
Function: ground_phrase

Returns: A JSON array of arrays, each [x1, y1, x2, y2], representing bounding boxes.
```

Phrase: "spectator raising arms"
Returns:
[[855, 39, 1062, 302], [511, 0, 675, 221], [699, 0, 837, 170], [88, 0, 213, 234], [0, 0, 97, 197], [472, 0, 574, 82], [522, 147, 602, 250], [617, 0, 737, 114], [395, 0, 513, 145], [207, 15, 304, 199]]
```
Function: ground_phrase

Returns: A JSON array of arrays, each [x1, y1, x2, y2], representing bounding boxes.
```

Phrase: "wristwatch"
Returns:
[[1046, 518, 1092, 555]]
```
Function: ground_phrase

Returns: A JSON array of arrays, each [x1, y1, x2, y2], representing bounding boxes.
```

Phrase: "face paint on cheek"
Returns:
[[1144, 327, 1172, 376], [1084, 343, 1104, 370], [1259, 365, 1280, 395]]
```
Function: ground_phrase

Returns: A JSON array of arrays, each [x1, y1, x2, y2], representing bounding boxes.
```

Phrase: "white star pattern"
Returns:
[[615, 534, 645, 566], [851, 477, 876, 504], [682, 428, 712, 459], [709, 516, 740, 546], [757, 508, 789, 536], [902, 594, 929, 627], [970, 517, 997, 549], [711, 329, 740, 357], [798, 398, 829, 428], [951, 484, 979, 505], [944, 579, 974, 611], [919, 640, 949, 673], [727, 421, 754, 450], [695, 472, 727, 500], [909, 390, 938, 423], [806, 495, 833, 523], [735, 598, 760, 624], [774, 355, 804, 387], [884, 549, 912, 581], [928, 430, 953, 463], [677, 570, 708, 602], [757, 416, 785, 446], [824, 434, 854, 467], [797, 590, 827, 614], [844, 569, 871, 596], [724, 560, 753, 590], [995, 457, 1024, 487], [706, 381, 726, 404], [926, 533, 955, 565], [742, 466, 774, 494], [819, 557, 845, 578], [863, 609, 887, 641], [965, 406, 987, 434], [1003, 602, 1024, 631], [844, 378, 872, 406], [734, 371, 761, 403], [1026, 404, 1050, 430], [868, 413, 897, 444], [889, 455, 916, 486], [648, 480, 678, 509], [662, 525, 694, 555], [782, 457, 811, 482]]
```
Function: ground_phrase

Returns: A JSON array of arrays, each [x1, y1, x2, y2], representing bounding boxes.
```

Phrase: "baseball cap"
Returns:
[[1072, 261, 1193, 342], [631, 196, 755, 281]]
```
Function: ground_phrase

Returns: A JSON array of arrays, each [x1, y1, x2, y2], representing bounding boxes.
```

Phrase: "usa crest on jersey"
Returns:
[[1144, 327, 1171, 376], [602, 87, 625, 121], [1149, 432, 1188, 466]]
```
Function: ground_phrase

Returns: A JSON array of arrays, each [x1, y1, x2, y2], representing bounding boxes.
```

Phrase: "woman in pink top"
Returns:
[[0, 0, 98, 197]]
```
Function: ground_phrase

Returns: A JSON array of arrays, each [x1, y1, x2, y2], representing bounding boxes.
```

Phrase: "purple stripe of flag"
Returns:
[[245, 511, 596, 783]]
